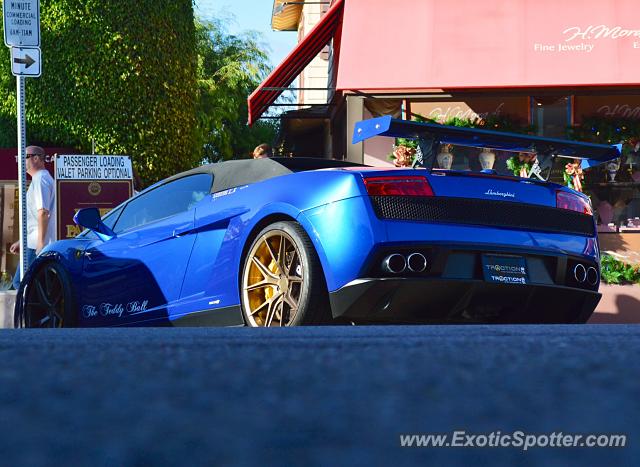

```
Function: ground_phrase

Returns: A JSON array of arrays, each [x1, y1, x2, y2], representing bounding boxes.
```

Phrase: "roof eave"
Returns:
[[271, 0, 303, 31]]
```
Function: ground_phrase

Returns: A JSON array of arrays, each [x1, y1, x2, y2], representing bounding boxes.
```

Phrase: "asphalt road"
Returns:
[[0, 325, 637, 466]]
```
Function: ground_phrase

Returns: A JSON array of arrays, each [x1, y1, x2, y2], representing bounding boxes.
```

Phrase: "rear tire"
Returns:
[[23, 261, 76, 328], [240, 221, 331, 326]]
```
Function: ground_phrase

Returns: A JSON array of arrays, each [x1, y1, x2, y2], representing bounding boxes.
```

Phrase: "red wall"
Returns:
[[0, 148, 71, 180], [337, 0, 640, 90]]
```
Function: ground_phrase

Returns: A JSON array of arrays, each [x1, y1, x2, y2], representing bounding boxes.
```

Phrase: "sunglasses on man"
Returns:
[[14, 153, 48, 162]]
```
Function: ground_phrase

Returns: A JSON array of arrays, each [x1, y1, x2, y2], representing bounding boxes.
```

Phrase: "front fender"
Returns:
[[13, 246, 86, 328], [13, 254, 55, 328]]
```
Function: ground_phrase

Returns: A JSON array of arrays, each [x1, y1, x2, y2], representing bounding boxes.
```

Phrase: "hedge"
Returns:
[[0, 0, 199, 185], [600, 255, 640, 285]]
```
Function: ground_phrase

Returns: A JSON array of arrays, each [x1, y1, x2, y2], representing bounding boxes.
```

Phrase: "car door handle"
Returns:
[[172, 223, 193, 238]]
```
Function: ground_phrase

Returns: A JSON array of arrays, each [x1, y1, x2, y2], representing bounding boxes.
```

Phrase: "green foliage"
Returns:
[[0, 0, 200, 185], [506, 156, 533, 177], [393, 137, 418, 149], [195, 18, 277, 161], [600, 255, 640, 285], [568, 118, 640, 187], [568, 116, 640, 154], [471, 114, 536, 134], [413, 113, 536, 134], [0, 115, 16, 147]]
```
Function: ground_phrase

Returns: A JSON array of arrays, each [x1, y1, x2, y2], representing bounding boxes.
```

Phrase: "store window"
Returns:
[[532, 96, 570, 138], [0, 184, 18, 290], [572, 95, 640, 232]]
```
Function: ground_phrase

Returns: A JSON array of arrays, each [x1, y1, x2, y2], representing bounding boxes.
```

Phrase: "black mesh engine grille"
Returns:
[[370, 196, 595, 236]]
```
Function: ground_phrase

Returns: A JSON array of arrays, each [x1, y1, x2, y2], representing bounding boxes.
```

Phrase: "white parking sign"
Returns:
[[11, 46, 40, 77], [3, 0, 40, 47]]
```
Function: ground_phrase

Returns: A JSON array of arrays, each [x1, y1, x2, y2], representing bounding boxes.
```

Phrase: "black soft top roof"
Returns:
[[161, 157, 366, 194]]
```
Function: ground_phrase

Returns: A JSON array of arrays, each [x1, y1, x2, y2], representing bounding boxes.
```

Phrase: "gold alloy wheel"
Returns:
[[242, 230, 304, 327], [25, 264, 65, 328]]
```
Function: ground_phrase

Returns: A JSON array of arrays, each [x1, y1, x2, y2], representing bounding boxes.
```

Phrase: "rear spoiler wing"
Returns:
[[353, 116, 622, 178]]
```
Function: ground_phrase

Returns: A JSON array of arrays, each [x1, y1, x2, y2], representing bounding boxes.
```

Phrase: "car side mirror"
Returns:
[[74, 208, 117, 241]]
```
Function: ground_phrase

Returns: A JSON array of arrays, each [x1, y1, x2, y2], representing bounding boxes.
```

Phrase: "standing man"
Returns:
[[10, 145, 56, 289]]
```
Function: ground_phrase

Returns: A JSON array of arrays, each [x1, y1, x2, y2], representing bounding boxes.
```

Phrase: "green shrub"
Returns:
[[0, 0, 199, 185], [600, 255, 640, 285]]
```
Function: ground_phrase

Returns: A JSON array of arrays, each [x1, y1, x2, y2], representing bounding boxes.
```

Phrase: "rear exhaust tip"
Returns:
[[407, 253, 427, 273], [573, 264, 587, 283], [382, 254, 406, 274], [586, 267, 598, 286]]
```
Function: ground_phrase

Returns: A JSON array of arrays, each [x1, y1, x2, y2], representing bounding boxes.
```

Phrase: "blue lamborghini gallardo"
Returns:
[[14, 117, 621, 327]]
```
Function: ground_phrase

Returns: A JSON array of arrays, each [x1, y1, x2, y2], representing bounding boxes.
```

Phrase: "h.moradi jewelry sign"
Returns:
[[533, 25, 640, 54], [337, 0, 640, 89], [55, 155, 133, 180], [55, 155, 133, 240]]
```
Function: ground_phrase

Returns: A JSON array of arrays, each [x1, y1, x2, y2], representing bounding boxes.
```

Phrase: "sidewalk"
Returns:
[[589, 284, 640, 324], [599, 232, 640, 265], [0, 291, 15, 328]]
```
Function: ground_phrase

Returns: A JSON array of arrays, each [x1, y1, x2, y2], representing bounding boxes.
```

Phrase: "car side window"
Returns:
[[103, 205, 124, 229], [113, 173, 212, 233]]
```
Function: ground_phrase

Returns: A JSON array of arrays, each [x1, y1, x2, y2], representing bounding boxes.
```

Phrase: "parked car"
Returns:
[[14, 117, 620, 327]]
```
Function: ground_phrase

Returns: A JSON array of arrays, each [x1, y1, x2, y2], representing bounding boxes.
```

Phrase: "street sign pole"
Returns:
[[4, 0, 41, 290], [17, 76, 28, 282]]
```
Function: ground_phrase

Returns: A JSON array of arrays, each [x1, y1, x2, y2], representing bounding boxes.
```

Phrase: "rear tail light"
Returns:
[[364, 176, 434, 196], [556, 190, 593, 216]]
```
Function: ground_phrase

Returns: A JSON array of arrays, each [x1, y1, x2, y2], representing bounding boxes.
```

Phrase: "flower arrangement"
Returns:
[[389, 137, 418, 167], [506, 152, 537, 178], [563, 159, 584, 191]]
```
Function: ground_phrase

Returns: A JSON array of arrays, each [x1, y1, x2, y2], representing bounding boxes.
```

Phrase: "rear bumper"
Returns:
[[329, 278, 601, 324]]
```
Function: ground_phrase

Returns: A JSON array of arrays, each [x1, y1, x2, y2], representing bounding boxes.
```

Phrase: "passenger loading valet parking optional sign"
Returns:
[[55, 155, 134, 239], [56, 155, 133, 180]]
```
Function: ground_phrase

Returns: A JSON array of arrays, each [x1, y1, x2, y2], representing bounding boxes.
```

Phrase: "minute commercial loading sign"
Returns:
[[3, 0, 41, 77], [3, 1, 40, 45]]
